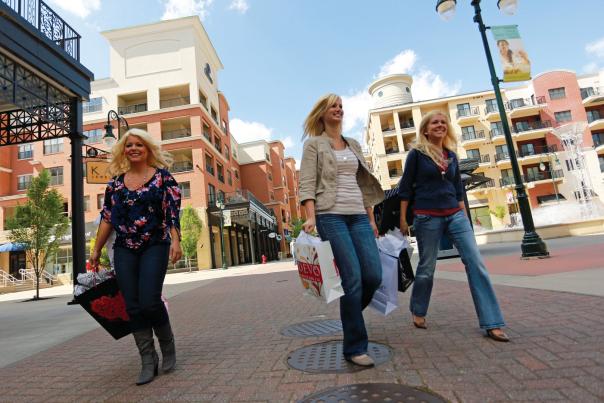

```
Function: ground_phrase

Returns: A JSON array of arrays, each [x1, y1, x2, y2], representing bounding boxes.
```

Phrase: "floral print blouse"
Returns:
[[101, 168, 181, 250]]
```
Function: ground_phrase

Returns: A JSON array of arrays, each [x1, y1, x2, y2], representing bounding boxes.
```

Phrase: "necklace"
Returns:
[[126, 166, 154, 189]]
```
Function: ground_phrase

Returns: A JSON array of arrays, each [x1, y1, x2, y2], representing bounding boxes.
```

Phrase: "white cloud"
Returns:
[[341, 50, 460, 139], [295, 159, 301, 170], [230, 118, 272, 143], [584, 37, 604, 73], [162, 0, 213, 20], [229, 0, 249, 14], [47, 0, 100, 18], [281, 136, 294, 150]]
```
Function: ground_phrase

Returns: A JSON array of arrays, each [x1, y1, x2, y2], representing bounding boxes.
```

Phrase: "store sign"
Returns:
[[86, 161, 111, 184], [223, 210, 231, 227]]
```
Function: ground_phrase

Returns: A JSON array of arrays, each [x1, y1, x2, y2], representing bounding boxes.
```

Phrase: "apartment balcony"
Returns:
[[588, 114, 604, 131], [511, 120, 552, 141], [162, 128, 191, 141], [489, 128, 506, 144], [382, 127, 397, 137], [461, 130, 487, 146], [456, 106, 480, 124], [118, 92, 148, 115], [118, 103, 147, 115], [506, 96, 546, 119], [499, 176, 515, 187], [170, 149, 194, 174], [581, 87, 604, 107], [389, 168, 402, 178], [385, 146, 400, 155], [522, 169, 564, 185], [478, 154, 491, 166], [483, 104, 503, 121], [160, 85, 190, 109], [160, 96, 190, 109], [468, 178, 495, 193], [161, 117, 192, 141], [594, 137, 604, 153], [517, 144, 557, 164], [399, 120, 415, 134], [495, 151, 512, 165]]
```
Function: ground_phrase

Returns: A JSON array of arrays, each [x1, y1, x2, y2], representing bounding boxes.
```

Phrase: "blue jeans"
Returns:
[[315, 214, 382, 358], [114, 243, 170, 332], [411, 210, 505, 330]]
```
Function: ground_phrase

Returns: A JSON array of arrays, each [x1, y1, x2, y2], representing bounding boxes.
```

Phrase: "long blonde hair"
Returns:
[[107, 128, 173, 176], [413, 110, 457, 167], [303, 93, 341, 138]]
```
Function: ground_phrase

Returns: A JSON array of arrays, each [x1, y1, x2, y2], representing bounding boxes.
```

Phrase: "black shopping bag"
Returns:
[[74, 277, 132, 340], [397, 248, 415, 292]]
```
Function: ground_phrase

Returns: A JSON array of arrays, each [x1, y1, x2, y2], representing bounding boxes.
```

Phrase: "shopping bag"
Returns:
[[376, 230, 415, 292], [369, 246, 399, 315], [294, 231, 344, 303], [74, 276, 131, 340], [398, 248, 415, 292]]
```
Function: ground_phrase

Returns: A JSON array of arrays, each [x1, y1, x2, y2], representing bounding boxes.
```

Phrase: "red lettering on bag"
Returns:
[[297, 261, 323, 283]]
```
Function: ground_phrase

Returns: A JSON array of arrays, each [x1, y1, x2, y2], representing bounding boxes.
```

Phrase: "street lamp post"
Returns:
[[215, 197, 228, 270], [103, 109, 130, 147], [435, 0, 549, 258]]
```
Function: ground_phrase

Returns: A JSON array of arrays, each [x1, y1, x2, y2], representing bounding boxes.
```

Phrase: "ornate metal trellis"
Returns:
[[0, 51, 72, 145], [1, 0, 81, 60]]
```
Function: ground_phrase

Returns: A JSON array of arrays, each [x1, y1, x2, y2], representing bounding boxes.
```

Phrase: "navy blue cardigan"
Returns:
[[397, 148, 463, 209]]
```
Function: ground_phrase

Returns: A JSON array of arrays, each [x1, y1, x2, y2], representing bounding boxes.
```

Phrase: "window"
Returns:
[[520, 143, 536, 157], [205, 154, 214, 175], [515, 121, 531, 132], [43, 138, 63, 154], [203, 123, 211, 140], [587, 110, 601, 123], [199, 91, 208, 109], [485, 99, 498, 113], [218, 190, 225, 204], [97, 194, 104, 209], [18, 144, 33, 160], [461, 126, 476, 139], [466, 149, 480, 159], [211, 107, 218, 123], [179, 182, 191, 198], [509, 98, 526, 109], [234, 169, 239, 179], [592, 132, 604, 147], [214, 135, 221, 151], [599, 155, 604, 173], [456, 103, 471, 116], [490, 121, 503, 136], [525, 166, 541, 182], [49, 167, 63, 186], [217, 163, 224, 183], [224, 146, 229, 159], [83, 97, 102, 113], [208, 184, 216, 205], [267, 171, 273, 181], [554, 110, 572, 123], [500, 168, 514, 186], [227, 171, 232, 186], [83, 128, 103, 144], [548, 87, 566, 100], [83, 196, 90, 212], [495, 144, 509, 161], [17, 174, 32, 190]]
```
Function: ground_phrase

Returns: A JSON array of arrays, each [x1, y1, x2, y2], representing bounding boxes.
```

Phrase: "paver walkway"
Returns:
[[0, 265, 603, 402]]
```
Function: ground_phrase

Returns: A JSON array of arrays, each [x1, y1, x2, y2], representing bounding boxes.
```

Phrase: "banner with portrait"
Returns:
[[491, 25, 531, 82]]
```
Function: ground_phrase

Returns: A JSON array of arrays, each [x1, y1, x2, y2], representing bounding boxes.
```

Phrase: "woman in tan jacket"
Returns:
[[299, 93, 385, 366]]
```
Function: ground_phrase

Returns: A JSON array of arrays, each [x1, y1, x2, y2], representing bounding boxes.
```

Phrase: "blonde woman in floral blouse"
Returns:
[[90, 128, 182, 385]]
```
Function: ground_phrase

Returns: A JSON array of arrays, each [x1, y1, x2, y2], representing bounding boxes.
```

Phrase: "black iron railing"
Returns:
[[161, 128, 191, 141], [456, 106, 480, 119], [506, 96, 546, 110], [118, 103, 147, 115], [160, 96, 190, 109], [517, 144, 557, 158], [522, 169, 564, 183], [2, 0, 81, 60], [512, 120, 552, 134], [461, 130, 486, 142]]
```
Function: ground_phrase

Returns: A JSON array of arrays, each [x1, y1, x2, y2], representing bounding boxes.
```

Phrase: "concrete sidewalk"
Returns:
[[0, 235, 602, 401]]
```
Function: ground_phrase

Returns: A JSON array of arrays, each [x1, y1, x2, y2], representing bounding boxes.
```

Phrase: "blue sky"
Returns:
[[48, 0, 604, 164]]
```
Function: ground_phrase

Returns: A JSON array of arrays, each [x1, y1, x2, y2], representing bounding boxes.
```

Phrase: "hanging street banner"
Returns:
[[86, 161, 111, 184], [491, 25, 531, 82]]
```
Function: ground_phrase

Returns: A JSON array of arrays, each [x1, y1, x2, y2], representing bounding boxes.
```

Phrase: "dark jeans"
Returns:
[[315, 214, 382, 358], [114, 243, 170, 332]]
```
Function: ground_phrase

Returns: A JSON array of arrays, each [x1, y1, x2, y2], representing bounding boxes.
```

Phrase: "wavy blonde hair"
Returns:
[[303, 93, 341, 138], [414, 110, 458, 166], [107, 128, 173, 176]]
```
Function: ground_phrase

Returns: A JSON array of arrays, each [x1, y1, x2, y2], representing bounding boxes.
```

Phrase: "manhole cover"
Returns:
[[287, 341, 391, 373], [299, 383, 445, 403], [281, 320, 342, 337]]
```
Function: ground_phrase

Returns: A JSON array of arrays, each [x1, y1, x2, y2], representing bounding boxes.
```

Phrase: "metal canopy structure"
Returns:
[[1, 0, 94, 284]]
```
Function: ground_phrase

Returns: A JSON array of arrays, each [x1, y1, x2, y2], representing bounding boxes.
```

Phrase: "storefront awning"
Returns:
[[0, 243, 26, 252]]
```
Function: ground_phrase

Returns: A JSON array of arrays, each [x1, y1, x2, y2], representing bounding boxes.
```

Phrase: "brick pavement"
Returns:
[[0, 269, 603, 402]]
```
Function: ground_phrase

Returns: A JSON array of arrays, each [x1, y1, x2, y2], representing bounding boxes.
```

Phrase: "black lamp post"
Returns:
[[435, 0, 549, 258], [215, 196, 228, 270], [103, 109, 129, 147]]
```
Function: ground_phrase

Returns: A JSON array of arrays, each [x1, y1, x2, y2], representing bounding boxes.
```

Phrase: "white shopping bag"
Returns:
[[294, 231, 344, 304], [369, 243, 399, 315]]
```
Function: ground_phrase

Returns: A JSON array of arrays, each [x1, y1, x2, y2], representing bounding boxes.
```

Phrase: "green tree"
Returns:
[[6, 170, 69, 300], [180, 206, 203, 270], [89, 237, 111, 268], [490, 205, 507, 220], [291, 218, 304, 239]]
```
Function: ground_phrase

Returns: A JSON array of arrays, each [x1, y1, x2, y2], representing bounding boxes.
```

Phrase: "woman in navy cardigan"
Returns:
[[398, 111, 509, 342]]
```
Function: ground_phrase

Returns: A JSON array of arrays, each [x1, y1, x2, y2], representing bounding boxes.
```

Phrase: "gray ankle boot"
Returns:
[[154, 322, 176, 372], [132, 329, 159, 385]]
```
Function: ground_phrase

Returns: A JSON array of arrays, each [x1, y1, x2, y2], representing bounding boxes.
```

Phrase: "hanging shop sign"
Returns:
[[86, 161, 111, 184]]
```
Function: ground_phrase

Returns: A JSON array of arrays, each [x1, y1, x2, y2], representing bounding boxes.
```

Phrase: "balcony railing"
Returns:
[[385, 147, 399, 154], [389, 168, 402, 178], [456, 106, 480, 119], [162, 128, 191, 141], [495, 151, 510, 162], [506, 96, 546, 110], [171, 161, 193, 173], [523, 169, 564, 183], [499, 176, 515, 187], [490, 128, 504, 139], [160, 96, 190, 109], [580, 87, 603, 100], [461, 130, 486, 142], [512, 120, 552, 134], [400, 120, 415, 129], [474, 178, 495, 189], [479, 154, 490, 164], [484, 104, 499, 114], [118, 103, 147, 115], [4, 0, 81, 60], [517, 144, 557, 158], [382, 127, 396, 135]]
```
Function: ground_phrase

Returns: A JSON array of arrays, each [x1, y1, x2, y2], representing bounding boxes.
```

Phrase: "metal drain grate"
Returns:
[[281, 320, 343, 338], [287, 341, 391, 373], [299, 383, 446, 403]]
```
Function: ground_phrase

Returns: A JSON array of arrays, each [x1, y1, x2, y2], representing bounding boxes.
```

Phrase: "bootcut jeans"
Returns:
[[114, 243, 170, 332], [410, 210, 505, 330], [315, 213, 382, 358]]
